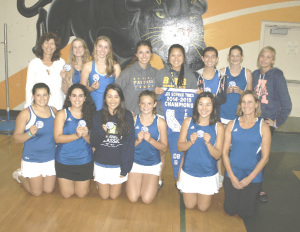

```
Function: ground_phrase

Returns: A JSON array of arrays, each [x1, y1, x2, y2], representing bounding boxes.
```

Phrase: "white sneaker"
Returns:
[[219, 174, 224, 189], [12, 168, 22, 183]]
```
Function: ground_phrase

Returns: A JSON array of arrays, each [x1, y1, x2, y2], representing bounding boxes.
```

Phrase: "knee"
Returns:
[[30, 190, 43, 197], [61, 192, 74, 199], [141, 195, 154, 205], [44, 187, 55, 194], [110, 193, 121, 200], [127, 194, 139, 203], [184, 202, 196, 210], [198, 205, 210, 212], [76, 191, 89, 199], [99, 191, 110, 200]]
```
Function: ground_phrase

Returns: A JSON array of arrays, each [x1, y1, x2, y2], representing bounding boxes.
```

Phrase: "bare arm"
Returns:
[[246, 68, 253, 91], [80, 62, 99, 92], [177, 117, 195, 152], [54, 110, 79, 143], [114, 63, 121, 79], [13, 109, 37, 143]]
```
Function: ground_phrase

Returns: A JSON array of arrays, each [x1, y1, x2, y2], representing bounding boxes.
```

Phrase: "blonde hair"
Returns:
[[92, 36, 118, 77], [236, 90, 261, 117], [257, 46, 276, 69], [65, 38, 91, 87]]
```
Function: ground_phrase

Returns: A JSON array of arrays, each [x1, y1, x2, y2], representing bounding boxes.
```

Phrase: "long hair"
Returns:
[[192, 92, 218, 125], [102, 83, 129, 137], [35, 32, 61, 62], [168, 44, 185, 87], [236, 90, 261, 117], [127, 40, 153, 67], [138, 90, 157, 115], [229, 45, 243, 56], [65, 38, 91, 87], [257, 46, 276, 69], [92, 36, 118, 77], [63, 84, 96, 129]]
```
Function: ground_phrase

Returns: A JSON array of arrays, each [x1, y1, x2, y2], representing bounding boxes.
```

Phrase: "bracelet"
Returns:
[[250, 173, 256, 179], [28, 131, 34, 137]]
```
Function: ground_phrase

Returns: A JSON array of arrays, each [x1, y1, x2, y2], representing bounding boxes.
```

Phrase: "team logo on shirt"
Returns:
[[93, 74, 100, 82], [35, 121, 44, 128], [233, 128, 238, 132], [190, 126, 195, 129], [67, 118, 72, 121], [204, 87, 211, 92], [229, 81, 236, 87], [135, 126, 140, 129], [197, 130, 204, 138]]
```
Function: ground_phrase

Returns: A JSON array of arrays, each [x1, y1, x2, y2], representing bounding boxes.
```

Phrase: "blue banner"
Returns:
[[159, 88, 197, 181]]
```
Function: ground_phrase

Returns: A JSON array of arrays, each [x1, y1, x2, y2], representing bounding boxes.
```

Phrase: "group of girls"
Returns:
[[14, 32, 291, 218]]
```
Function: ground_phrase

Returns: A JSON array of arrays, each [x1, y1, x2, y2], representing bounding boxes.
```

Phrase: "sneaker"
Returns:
[[158, 179, 164, 190], [219, 174, 224, 189], [12, 168, 22, 183], [258, 191, 269, 202]]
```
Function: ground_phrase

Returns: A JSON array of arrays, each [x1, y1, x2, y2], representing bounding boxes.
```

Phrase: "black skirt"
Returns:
[[55, 161, 94, 181]]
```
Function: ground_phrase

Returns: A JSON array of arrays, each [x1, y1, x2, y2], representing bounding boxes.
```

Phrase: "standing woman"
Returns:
[[220, 45, 253, 124], [61, 38, 91, 94], [126, 90, 168, 204], [13, 83, 57, 196], [90, 83, 135, 200], [155, 44, 197, 114], [54, 84, 96, 198], [116, 40, 157, 116], [177, 92, 224, 212], [223, 90, 271, 218], [196, 47, 227, 106], [25, 32, 65, 110], [253, 46, 292, 202], [80, 36, 121, 111]]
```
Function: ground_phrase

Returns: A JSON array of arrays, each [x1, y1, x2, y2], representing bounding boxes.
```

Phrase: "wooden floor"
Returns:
[[0, 134, 247, 232]]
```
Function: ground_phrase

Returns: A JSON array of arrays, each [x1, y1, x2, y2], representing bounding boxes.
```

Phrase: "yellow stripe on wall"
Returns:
[[204, 0, 292, 18], [204, 6, 300, 50]]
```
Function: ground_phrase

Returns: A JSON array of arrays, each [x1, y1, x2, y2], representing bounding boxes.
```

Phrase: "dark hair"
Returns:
[[138, 90, 157, 114], [102, 83, 129, 137], [63, 84, 96, 129], [32, 83, 50, 95], [127, 40, 153, 67], [35, 32, 61, 62], [168, 44, 186, 87], [192, 92, 218, 125], [203, 46, 218, 57], [229, 45, 243, 56]]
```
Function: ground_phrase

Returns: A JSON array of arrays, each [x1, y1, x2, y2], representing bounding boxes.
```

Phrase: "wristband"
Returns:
[[28, 131, 33, 137], [250, 173, 256, 179]]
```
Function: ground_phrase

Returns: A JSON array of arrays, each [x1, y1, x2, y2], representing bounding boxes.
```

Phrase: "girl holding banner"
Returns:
[[54, 84, 96, 198], [13, 83, 57, 196], [155, 44, 198, 181], [90, 84, 135, 200], [177, 92, 224, 211], [126, 90, 168, 204]]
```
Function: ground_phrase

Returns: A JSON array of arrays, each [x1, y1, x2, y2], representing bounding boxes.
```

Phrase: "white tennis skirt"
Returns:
[[130, 162, 162, 176], [21, 159, 56, 178], [94, 163, 128, 185], [177, 170, 219, 195]]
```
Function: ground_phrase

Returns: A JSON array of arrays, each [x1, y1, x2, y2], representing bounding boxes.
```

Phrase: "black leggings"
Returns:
[[224, 176, 261, 219]]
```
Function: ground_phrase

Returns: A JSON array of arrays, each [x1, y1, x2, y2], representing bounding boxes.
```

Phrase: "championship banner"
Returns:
[[159, 88, 197, 181]]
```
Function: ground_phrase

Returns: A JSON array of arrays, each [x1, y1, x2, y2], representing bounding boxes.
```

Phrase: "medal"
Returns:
[[197, 130, 204, 138], [93, 74, 100, 82], [35, 121, 44, 129], [64, 64, 71, 72], [106, 122, 114, 130], [229, 81, 236, 87], [78, 120, 86, 127], [141, 126, 149, 132]]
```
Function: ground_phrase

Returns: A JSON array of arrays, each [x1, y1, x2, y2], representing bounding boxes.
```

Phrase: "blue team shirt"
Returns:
[[73, 69, 81, 84], [183, 119, 218, 177], [134, 115, 161, 166], [203, 71, 219, 95], [22, 106, 55, 163], [220, 67, 247, 122], [225, 117, 263, 183], [88, 61, 114, 110], [55, 108, 93, 165]]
